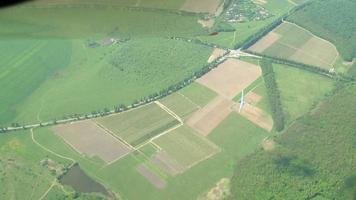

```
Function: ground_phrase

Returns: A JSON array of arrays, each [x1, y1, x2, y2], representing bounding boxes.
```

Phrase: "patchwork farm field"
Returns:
[[1, 0, 352, 199], [248, 22, 339, 69], [96, 103, 180, 147]]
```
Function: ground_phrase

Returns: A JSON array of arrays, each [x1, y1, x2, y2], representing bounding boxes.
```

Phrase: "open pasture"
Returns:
[[0, 4, 204, 38], [12, 38, 212, 126], [53, 120, 131, 163], [153, 126, 220, 171], [96, 103, 180, 147], [197, 58, 262, 99], [179, 82, 217, 108], [249, 22, 339, 69], [180, 0, 223, 14]]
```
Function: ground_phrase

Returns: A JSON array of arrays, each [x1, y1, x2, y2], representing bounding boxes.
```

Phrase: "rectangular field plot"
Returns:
[[96, 103, 180, 146], [53, 120, 131, 163], [159, 93, 199, 119], [196, 58, 262, 99], [248, 22, 338, 69], [153, 126, 220, 171]]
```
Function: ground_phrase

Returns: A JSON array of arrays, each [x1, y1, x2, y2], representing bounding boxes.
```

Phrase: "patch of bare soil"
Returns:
[[262, 138, 275, 151], [137, 164, 167, 189], [234, 103, 273, 131], [53, 120, 131, 163], [248, 32, 281, 53], [150, 151, 184, 176], [198, 178, 230, 200], [197, 59, 261, 99], [245, 91, 262, 105], [198, 18, 215, 29], [207, 48, 227, 63], [180, 0, 222, 14], [187, 96, 234, 136]]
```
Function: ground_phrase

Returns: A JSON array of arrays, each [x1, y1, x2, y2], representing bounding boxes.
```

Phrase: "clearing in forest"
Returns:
[[53, 120, 131, 163]]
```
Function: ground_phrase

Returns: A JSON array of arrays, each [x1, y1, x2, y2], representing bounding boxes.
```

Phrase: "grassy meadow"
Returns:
[[5, 38, 212, 126], [273, 63, 334, 123]]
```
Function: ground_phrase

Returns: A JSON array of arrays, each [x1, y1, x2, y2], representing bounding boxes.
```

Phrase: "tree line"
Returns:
[[260, 59, 285, 132], [0, 51, 229, 134]]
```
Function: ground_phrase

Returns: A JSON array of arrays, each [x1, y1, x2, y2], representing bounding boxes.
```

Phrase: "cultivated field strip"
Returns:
[[248, 22, 339, 69], [96, 103, 180, 147], [53, 120, 131, 163]]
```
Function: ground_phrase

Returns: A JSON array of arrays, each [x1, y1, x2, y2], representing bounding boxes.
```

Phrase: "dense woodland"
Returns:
[[229, 83, 356, 199], [288, 0, 356, 62]]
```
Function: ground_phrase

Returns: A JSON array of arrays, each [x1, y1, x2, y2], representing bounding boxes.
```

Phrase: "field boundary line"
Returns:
[[155, 101, 183, 123], [177, 92, 201, 109], [150, 141, 162, 151], [38, 179, 56, 200], [31, 129, 76, 164], [276, 40, 332, 67], [137, 123, 183, 150], [94, 121, 137, 151]]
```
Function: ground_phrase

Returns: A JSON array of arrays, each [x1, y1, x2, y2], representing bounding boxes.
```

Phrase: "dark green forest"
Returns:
[[229, 83, 356, 199], [260, 59, 285, 132], [288, 0, 356, 62]]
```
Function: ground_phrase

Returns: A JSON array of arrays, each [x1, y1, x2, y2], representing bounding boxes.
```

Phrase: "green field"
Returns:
[[153, 125, 219, 168], [0, 5, 204, 38], [178, 82, 217, 108], [3, 38, 212, 126], [26, 0, 187, 10], [287, 0, 356, 62], [96, 103, 179, 146], [0, 39, 71, 126], [24, 107, 270, 200], [273, 63, 334, 123], [0, 130, 74, 200], [249, 22, 339, 69], [159, 93, 200, 119]]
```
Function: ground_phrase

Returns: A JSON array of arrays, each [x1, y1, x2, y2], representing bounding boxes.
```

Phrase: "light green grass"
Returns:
[[0, 6, 204, 38], [34, 109, 270, 200], [153, 125, 219, 168], [159, 93, 199, 119], [0, 39, 71, 126], [179, 82, 217, 108], [12, 38, 212, 125], [26, 0, 186, 10], [273, 63, 334, 123], [96, 103, 179, 146], [0, 130, 70, 200]]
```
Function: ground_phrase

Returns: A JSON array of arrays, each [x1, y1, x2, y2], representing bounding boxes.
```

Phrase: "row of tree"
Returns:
[[260, 59, 285, 132], [0, 51, 229, 134]]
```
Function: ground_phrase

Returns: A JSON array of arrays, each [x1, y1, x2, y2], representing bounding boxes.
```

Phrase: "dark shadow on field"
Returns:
[[0, 0, 32, 9]]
